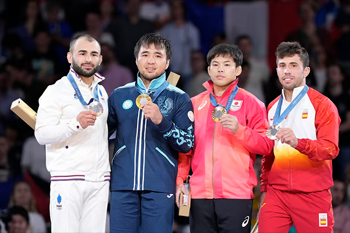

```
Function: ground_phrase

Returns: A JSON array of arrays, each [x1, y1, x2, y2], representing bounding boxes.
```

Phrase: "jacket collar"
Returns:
[[69, 67, 105, 88], [136, 72, 166, 91], [203, 78, 239, 97]]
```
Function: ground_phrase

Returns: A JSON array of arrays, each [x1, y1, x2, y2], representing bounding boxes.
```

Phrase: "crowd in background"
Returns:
[[0, 0, 350, 232]]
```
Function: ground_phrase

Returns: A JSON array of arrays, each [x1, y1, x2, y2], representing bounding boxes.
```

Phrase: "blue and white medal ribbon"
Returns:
[[67, 70, 103, 116], [209, 85, 239, 122], [267, 85, 309, 139]]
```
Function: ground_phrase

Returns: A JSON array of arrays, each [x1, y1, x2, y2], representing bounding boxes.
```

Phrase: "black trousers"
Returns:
[[190, 199, 253, 233]]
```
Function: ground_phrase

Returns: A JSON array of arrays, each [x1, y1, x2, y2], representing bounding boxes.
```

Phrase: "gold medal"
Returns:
[[211, 106, 227, 122], [136, 94, 152, 109], [88, 101, 103, 117], [266, 125, 280, 140]]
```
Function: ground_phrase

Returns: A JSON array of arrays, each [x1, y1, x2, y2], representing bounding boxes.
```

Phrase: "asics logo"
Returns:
[[198, 101, 207, 110], [242, 216, 249, 227], [167, 194, 173, 198]]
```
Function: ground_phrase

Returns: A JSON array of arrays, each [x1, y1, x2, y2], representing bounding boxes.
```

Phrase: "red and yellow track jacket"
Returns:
[[261, 86, 340, 193], [177, 79, 273, 199]]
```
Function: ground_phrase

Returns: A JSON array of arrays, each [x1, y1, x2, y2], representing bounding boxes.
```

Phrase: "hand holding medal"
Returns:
[[219, 114, 239, 134], [77, 111, 97, 129]]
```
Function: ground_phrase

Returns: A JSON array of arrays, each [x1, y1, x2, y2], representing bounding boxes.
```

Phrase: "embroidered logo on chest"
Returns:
[[157, 97, 173, 115], [230, 100, 243, 111], [122, 100, 133, 109], [198, 101, 207, 110]]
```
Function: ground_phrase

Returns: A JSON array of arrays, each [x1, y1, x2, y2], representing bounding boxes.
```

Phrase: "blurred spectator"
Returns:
[[236, 35, 270, 103], [158, 0, 200, 90], [287, 1, 334, 60], [324, 63, 350, 178], [1, 33, 26, 63], [106, 0, 154, 78], [0, 218, 5, 233], [315, 0, 340, 29], [0, 66, 22, 134], [187, 50, 210, 97], [140, 0, 170, 29], [0, 135, 22, 210], [4, 60, 46, 113], [30, 29, 60, 84], [8, 181, 46, 233], [99, 0, 118, 30], [74, 11, 115, 47], [211, 32, 229, 47], [8, 0, 47, 54], [331, 179, 350, 233], [7, 206, 30, 233], [100, 43, 133, 96], [44, 0, 73, 67], [21, 137, 49, 184], [237, 60, 250, 89], [309, 42, 328, 92]]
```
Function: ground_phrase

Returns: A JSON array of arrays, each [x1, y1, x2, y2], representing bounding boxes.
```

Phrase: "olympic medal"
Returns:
[[212, 106, 227, 122], [266, 125, 280, 140], [136, 94, 152, 109], [88, 101, 103, 117]]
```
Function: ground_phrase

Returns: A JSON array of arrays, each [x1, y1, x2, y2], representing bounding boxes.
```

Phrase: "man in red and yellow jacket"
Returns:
[[176, 43, 273, 233], [259, 42, 340, 233]]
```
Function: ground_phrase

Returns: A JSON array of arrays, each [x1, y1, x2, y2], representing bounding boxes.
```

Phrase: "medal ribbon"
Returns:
[[66, 69, 100, 106], [209, 85, 239, 113], [135, 80, 169, 103], [273, 85, 309, 125]]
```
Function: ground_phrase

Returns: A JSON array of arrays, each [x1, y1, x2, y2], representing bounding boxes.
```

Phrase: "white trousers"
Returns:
[[50, 181, 109, 233]]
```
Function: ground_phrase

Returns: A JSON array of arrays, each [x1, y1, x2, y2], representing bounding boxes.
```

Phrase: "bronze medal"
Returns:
[[136, 94, 152, 109], [212, 106, 227, 122]]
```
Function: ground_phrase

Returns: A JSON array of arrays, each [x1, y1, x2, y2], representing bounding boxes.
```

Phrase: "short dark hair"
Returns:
[[69, 34, 100, 53], [276, 42, 309, 68], [134, 33, 172, 60], [8, 206, 29, 224], [207, 43, 243, 67]]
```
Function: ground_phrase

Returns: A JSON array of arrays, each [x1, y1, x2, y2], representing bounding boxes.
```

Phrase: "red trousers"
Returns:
[[259, 185, 334, 233]]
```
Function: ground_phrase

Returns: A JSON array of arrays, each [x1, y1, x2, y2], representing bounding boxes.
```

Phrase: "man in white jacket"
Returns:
[[35, 34, 110, 233]]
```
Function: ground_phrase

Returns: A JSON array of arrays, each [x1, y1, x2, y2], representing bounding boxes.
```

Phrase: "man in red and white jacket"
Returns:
[[259, 42, 341, 233], [176, 43, 273, 233]]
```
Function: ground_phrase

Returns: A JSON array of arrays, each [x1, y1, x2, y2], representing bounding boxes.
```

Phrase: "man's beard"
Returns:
[[72, 61, 100, 78]]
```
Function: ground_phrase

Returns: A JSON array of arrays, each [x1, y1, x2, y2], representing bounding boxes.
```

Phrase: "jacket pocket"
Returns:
[[156, 147, 175, 167], [112, 145, 126, 164]]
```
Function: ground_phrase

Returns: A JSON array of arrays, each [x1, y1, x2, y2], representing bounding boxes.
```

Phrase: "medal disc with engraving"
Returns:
[[212, 106, 227, 122], [136, 94, 152, 109], [266, 125, 280, 140], [89, 101, 103, 116]]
